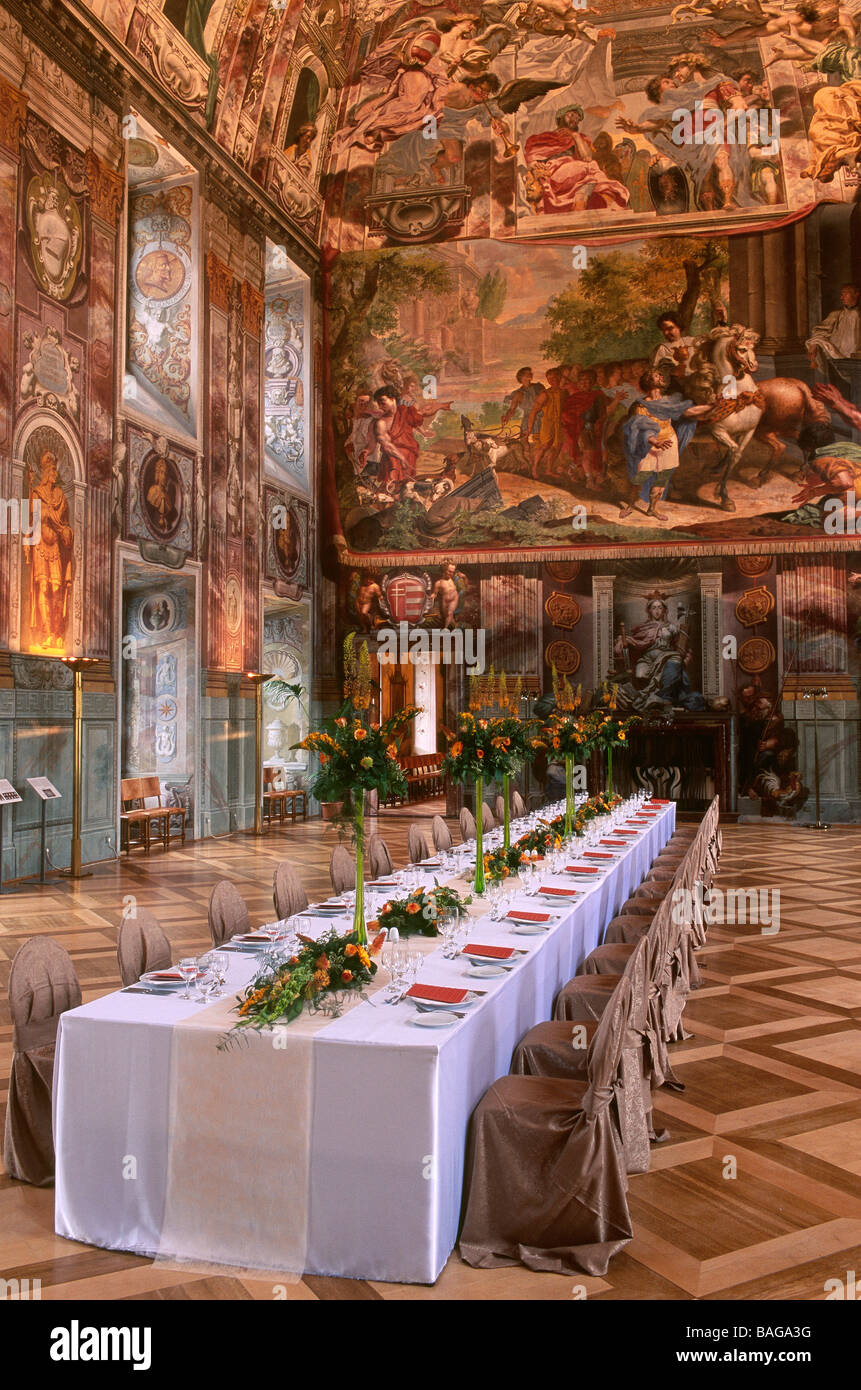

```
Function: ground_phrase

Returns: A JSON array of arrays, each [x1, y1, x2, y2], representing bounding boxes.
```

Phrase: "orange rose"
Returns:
[[341, 969, 353, 983], [406, 902, 421, 914], [320, 754, 328, 764], [335, 717, 347, 727], [476, 749, 484, 759], [345, 942, 358, 956], [451, 741, 463, 757], [381, 903, 392, 915], [354, 728, 367, 741]]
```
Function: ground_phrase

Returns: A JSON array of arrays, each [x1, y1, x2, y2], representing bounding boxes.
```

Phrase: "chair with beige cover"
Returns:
[[4, 938, 81, 1186], [208, 880, 251, 947], [368, 834, 394, 878], [511, 938, 652, 1175], [495, 795, 506, 823], [432, 815, 452, 852], [459, 806, 476, 841], [512, 790, 526, 818], [407, 824, 427, 864], [273, 862, 309, 919], [117, 909, 172, 987], [459, 970, 635, 1275], [481, 802, 495, 833], [330, 845, 356, 895]]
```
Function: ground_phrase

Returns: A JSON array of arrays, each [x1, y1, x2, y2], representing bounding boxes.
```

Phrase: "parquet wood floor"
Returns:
[[2, 810, 860, 1301]]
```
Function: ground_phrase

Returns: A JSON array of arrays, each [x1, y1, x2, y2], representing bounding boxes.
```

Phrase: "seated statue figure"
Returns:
[[611, 594, 706, 715]]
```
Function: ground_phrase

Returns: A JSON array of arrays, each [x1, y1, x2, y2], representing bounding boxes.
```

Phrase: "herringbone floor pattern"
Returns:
[[2, 811, 860, 1300]]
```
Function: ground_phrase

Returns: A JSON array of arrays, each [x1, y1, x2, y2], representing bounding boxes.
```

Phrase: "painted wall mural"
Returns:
[[126, 178, 196, 434], [325, 231, 861, 558]]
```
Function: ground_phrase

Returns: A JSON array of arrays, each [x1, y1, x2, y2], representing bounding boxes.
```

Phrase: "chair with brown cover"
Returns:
[[407, 824, 427, 864], [432, 815, 452, 852], [481, 802, 496, 833], [459, 970, 636, 1276], [459, 807, 476, 841], [273, 862, 309, 919], [495, 795, 506, 823], [511, 937, 652, 1175], [512, 790, 526, 818], [368, 834, 394, 878], [117, 909, 172, 987], [208, 880, 251, 947], [330, 845, 356, 895], [555, 900, 684, 1099], [4, 938, 81, 1186]]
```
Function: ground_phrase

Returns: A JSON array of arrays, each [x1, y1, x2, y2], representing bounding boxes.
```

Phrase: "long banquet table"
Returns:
[[53, 800, 674, 1284]]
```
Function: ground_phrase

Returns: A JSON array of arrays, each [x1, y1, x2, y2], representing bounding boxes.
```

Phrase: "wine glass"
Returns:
[[178, 957, 198, 1000], [211, 951, 229, 997]]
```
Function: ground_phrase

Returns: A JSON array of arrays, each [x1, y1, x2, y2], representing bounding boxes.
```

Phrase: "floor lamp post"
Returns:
[[802, 685, 830, 831], [59, 656, 98, 879], [245, 672, 271, 837]]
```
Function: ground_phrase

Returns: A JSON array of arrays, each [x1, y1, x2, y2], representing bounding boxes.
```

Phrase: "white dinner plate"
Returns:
[[412, 991, 477, 1011], [464, 951, 515, 966], [411, 1011, 460, 1028], [466, 964, 507, 978], [511, 922, 550, 936], [141, 970, 189, 988]]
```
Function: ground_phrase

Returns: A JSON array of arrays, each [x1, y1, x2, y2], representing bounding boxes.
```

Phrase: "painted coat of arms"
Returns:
[[26, 172, 82, 301]]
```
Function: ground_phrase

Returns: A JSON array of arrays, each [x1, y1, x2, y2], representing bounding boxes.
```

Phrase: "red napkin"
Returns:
[[585, 851, 614, 859], [151, 969, 202, 981], [645, 799, 670, 806], [506, 909, 550, 923], [566, 865, 598, 874], [615, 829, 639, 836], [600, 839, 627, 846], [464, 943, 515, 959], [406, 983, 468, 1004], [538, 885, 578, 897]]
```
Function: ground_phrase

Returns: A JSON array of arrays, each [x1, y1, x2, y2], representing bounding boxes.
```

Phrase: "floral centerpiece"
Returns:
[[467, 672, 539, 850], [540, 668, 596, 837], [372, 883, 472, 937], [218, 927, 379, 1047], [588, 684, 640, 796], [296, 635, 421, 945], [442, 711, 515, 894], [483, 843, 524, 884]]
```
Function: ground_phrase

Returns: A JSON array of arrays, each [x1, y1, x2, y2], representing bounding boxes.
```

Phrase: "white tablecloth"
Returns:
[[54, 802, 674, 1283]]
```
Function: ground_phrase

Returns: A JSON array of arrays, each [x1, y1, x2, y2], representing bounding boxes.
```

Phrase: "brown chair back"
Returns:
[[273, 863, 309, 918], [432, 815, 452, 852], [407, 824, 427, 863], [117, 909, 172, 987], [208, 880, 250, 946], [4, 938, 81, 1186], [330, 845, 356, 895]]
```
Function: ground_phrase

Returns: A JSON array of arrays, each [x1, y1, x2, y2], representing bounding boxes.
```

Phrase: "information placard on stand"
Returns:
[[27, 778, 62, 883], [0, 779, 24, 894]]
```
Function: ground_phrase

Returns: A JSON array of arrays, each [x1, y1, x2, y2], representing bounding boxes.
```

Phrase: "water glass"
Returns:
[[178, 958, 198, 1000]]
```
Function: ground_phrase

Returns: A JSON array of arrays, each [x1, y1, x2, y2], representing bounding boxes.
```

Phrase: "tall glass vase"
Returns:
[[607, 745, 614, 798], [473, 775, 486, 894], [352, 793, 367, 945], [502, 772, 511, 851], [564, 754, 574, 837]]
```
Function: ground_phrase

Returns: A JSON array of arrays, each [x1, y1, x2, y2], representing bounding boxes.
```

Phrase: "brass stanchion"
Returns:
[[58, 656, 98, 879], [802, 686, 830, 831], [243, 672, 271, 837]]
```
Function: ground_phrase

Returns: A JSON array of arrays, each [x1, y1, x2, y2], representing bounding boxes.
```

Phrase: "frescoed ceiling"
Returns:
[[73, 1, 861, 252]]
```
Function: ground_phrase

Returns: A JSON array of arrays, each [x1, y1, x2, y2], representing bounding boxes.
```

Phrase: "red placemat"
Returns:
[[406, 983, 468, 1004]]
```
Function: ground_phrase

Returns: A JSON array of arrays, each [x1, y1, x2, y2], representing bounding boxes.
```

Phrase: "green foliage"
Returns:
[[477, 268, 507, 321], [541, 237, 728, 365]]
